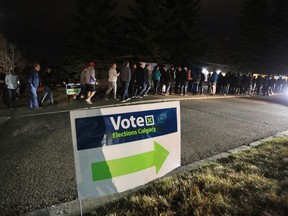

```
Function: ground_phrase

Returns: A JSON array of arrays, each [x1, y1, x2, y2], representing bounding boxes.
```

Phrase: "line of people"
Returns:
[[78, 62, 288, 104], [213, 72, 288, 96], [2, 62, 287, 109], [79, 62, 193, 103]]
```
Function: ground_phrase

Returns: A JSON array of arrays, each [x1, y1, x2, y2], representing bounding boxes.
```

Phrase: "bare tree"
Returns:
[[0, 34, 24, 73]]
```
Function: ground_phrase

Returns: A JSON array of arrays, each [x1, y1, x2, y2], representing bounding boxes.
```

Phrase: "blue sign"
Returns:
[[75, 108, 178, 150]]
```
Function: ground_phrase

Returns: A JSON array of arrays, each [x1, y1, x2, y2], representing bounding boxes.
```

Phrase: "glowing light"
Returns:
[[202, 68, 209, 75], [202, 68, 209, 82], [216, 70, 221, 74]]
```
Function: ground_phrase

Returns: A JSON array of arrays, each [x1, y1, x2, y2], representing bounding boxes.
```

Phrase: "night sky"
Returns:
[[200, 0, 242, 37], [0, 0, 243, 64], [0, 0, 74, 63]]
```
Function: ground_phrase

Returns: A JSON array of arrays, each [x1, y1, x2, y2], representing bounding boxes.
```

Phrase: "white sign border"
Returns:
[[70, 101, 181, 200]]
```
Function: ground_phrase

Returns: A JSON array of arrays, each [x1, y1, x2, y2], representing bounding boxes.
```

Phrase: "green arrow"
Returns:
[[91, 141, 169, 181]]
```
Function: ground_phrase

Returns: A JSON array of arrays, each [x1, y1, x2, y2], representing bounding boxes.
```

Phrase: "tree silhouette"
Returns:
[[238, 0, 272, 73], [271, 0, 288, 74], [62, 0, 120, 79], [127, 0, 204, 64]]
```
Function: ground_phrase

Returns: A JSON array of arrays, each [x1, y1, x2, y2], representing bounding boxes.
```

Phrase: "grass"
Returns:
[[88, 137, 288, 216]]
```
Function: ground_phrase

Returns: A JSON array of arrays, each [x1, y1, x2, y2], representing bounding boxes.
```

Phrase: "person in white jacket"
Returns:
[[104, 63, 119, 100], [5, 70, 18, 108]]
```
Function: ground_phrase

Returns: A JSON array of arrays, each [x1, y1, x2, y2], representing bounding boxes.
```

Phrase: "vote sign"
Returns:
[[70, 101, 181, 200]]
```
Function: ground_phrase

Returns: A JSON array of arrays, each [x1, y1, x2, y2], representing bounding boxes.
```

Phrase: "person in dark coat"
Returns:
[[129, 64, 137, 98], [0, 69, 6, 104], [180, 67, 189, 96], [143, 64, 151, 96], [174, 67, 182, 94], [262, 76, 270, 96], [27, 63, 41, 109], [135, 63, 146, 98], [163, 67, 173, 96], [198, 71, 206, 95], [120, 61, 131, 102], [210, 71, 219, 95], [40, 67, 54, 106], [191, 68, 201, 95]]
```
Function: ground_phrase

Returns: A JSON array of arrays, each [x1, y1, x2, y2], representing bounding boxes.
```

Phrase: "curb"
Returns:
[[13, 94, 245, 119], [24, 129, 288, 216]]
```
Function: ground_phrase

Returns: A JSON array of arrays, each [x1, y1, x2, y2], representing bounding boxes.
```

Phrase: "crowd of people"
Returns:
[[211, 72, 288, 96], [78, 61, 288, 104], [0, 63, 54, 109], [1, 61, 288, 109]]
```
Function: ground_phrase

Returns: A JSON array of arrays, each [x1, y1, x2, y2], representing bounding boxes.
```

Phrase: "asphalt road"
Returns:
[[180, 95, 288, 164], [0, 94, 288, 215]]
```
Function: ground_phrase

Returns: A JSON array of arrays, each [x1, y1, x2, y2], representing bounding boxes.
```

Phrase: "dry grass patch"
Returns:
[[89, 137, 288, 216]]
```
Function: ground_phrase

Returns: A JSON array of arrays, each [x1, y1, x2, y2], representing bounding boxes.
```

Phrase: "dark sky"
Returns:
[[0, 0, 243, 64], [0, 0, 74, 63], [199, 0, 242, 37]]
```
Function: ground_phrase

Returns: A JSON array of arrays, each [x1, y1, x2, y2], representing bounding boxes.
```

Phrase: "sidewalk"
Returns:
[[0, 89, 248, 118]]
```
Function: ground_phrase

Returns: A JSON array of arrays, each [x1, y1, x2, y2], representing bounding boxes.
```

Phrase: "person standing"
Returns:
[[85, 62, 97, 104], [135, 63, 146, 98], [198, 70, 206, 95], [5, 70, 18, 109], [120, 61, 131, 102], [175, 67, 182, 94], [27, 63, 41, 109], [0, 69, 5, 104], [210, 71, 219, 95], [169, 66, 175, 95], [40, 67, 54, 106], [152, 65, 161, 95], [255, 75, 263, 95], [191, 69, 201, 95], [180, 67, 189, 96], [104, 63, 119, 100], [129, 64, 137, 98], [79, 66, 87, 99], [163, 67, 173, 96], [143, 64, 151, 96], [262, 76, 270, 96]]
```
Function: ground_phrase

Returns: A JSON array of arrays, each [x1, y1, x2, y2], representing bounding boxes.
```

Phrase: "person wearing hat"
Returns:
[[85, 62, 96, 104]]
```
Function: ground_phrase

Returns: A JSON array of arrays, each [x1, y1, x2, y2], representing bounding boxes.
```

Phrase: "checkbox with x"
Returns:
[[145, 115, 155, 126]]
